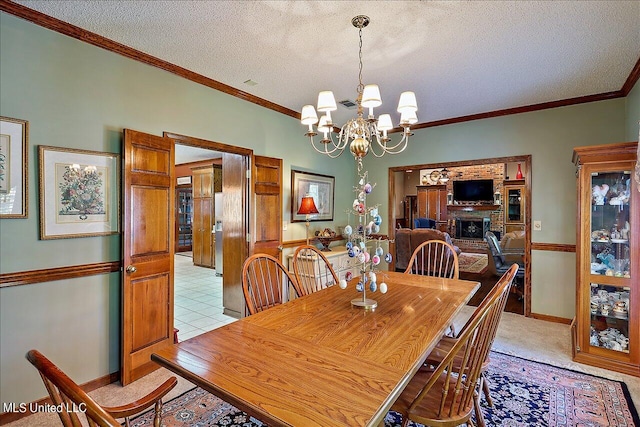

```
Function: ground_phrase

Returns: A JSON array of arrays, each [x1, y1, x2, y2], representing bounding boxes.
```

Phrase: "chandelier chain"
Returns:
[[357, 26, 364, 96]]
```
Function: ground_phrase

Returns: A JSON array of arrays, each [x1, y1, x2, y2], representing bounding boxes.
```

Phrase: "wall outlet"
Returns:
[[533, 220, 542, 231], [282, 221, 288, 231]]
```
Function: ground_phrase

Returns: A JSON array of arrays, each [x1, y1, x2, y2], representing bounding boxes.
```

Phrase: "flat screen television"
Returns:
[[453, 179, 494, 202]]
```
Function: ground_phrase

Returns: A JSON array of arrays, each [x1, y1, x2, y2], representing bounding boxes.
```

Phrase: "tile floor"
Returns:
[[173, 253, 237, 342]]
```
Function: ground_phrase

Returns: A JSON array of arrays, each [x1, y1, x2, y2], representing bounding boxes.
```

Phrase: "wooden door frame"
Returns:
[[388, 154, 532, 317]]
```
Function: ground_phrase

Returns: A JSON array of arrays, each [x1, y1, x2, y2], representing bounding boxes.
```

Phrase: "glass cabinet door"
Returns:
[[588, 170, 632, 353], [507, 188, 522, 222], [176, 187, 193, 250]]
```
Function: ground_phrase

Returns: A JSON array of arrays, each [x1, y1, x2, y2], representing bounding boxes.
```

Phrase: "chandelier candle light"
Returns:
[[300, 15, 418, 160]]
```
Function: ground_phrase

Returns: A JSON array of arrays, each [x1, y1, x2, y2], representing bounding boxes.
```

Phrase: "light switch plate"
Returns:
[[282, 221, 288, 231], [533, 220, 542, 231]]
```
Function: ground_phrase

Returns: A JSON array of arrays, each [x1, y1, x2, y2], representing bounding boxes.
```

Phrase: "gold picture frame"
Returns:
[[39, 145, 120, 239], [0, 116, 29, 218]]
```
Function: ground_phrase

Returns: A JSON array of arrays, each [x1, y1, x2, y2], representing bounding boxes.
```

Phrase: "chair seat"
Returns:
[[392, 368, 475, 426], [424, 336, 491, 372]]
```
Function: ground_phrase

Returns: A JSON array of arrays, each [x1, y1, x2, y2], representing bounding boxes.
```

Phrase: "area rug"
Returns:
[[459, 251, 488, 274], [130, 352, 639, 426], [386, 351, 639, 427], [129, 387, 264, 427]]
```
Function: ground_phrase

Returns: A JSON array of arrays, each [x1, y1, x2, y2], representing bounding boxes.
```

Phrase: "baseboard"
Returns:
[[0, 371, 119, 425], [530, 312, 572, 325]]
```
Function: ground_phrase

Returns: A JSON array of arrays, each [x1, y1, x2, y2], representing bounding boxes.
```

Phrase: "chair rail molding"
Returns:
[[0, 261, 121, 288]]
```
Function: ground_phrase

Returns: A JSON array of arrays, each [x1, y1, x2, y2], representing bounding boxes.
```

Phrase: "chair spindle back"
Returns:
[[405, 240, 460, 279], [292, 245, 339, 296], [242, 253, 301, 315]]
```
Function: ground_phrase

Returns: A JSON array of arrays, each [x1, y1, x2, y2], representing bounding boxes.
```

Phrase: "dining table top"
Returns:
[[152, 270, 479, 427]]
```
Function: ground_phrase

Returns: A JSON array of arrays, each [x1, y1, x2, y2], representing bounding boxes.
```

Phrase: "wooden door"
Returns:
[[252, 156, 283, 260], [222, 153, 250, 318], [192, 197, 213, 267], [122, 129, 174, 385], [192, 198, 202, 265]]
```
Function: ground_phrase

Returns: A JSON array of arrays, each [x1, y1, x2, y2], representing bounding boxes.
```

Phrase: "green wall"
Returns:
[[0, 10, 636, 408], [0, 12, 352, 407], [364, 99, 627, 319]]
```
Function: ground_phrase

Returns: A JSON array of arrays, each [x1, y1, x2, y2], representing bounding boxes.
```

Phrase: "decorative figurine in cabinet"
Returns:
[[572, 142, 639, 377]]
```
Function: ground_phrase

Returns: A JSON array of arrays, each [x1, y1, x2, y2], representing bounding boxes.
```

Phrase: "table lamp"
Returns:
[[297, 194, 319, 245]]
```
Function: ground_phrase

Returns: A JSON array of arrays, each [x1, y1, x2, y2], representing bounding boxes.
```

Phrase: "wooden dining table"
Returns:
[[151, 271, 479, 427]]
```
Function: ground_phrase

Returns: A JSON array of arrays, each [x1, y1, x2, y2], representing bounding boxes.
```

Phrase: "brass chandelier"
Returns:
[[300, 15, 418, 159]]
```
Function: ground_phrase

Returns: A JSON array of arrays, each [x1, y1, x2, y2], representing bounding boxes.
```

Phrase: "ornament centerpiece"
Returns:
[[339, 167, 393, 309]]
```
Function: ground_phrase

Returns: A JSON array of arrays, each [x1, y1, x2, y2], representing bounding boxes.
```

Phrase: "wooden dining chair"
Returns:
[[242, 253, 302, 315], [390, 263, 518, 427], [405, 239, 460, 336], [26, 349, 177, 427], [421, 263, 518, 427], [292, 245, 339, 296], [404, 239, 460, 279]]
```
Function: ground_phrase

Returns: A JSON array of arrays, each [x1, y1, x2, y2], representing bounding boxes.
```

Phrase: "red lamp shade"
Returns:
[[297, 195, 319, 215]]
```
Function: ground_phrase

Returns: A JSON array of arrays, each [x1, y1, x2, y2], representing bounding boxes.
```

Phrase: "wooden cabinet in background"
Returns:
[[572, 142, 639, 377], [503, 179, 525, 233], [416, 185, 448, 232], [191, 165, 222, 268], [193, 197, 213, 267]]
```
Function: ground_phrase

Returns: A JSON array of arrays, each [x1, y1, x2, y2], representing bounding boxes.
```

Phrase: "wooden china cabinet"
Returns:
[[416, 185, 448, 232], [572, 142, 639, 377], [503, 179, 525, 233], [191, 165, 222, 268], [175, 186, 193, 252]]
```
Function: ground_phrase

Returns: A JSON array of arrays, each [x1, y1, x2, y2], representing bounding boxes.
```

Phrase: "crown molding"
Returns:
[[411, 90, 625, 130], [621, 55, 640, 96], [0, 0, 299, 119], [1, 0, 638, 129]]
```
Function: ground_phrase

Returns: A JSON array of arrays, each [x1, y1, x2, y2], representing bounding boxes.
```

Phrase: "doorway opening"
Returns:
[[388, 155, 532, 317], [167, 132, 252, 340]]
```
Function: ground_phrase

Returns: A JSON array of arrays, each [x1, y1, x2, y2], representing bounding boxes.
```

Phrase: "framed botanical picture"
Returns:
[[291, 170, 334, 222], [39, 146, 120, 239], [0, 116, 28, 218]]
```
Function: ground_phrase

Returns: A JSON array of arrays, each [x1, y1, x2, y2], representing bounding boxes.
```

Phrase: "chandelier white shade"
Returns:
[[301, 15, 418, 159]]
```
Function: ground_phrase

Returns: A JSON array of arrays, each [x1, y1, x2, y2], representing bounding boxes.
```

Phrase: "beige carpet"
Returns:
[[6, 310, 639, 426], [459, 252, 488, 273]]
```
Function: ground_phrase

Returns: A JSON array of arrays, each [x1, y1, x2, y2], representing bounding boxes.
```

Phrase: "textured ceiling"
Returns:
[[13, 0, 640, 128]]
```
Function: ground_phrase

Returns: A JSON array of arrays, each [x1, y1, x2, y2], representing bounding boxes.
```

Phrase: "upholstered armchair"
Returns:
[[413, 217, 436, 229], [500, 230, 525, 263]]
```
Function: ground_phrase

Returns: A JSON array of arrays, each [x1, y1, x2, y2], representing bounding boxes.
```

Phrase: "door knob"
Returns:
[[277, 245, 283, 251], [126, 265, 137, 274]]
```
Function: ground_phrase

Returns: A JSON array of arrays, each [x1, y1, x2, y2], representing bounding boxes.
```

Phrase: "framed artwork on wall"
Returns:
[[39, 145, 120, 239], [291, 169, 334, 222], [0, 116, 29, 218]]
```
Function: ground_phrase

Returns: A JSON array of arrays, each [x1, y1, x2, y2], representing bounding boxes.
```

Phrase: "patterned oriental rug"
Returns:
[[459, 252, 489, 274], [130, 352, 639, 427]]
